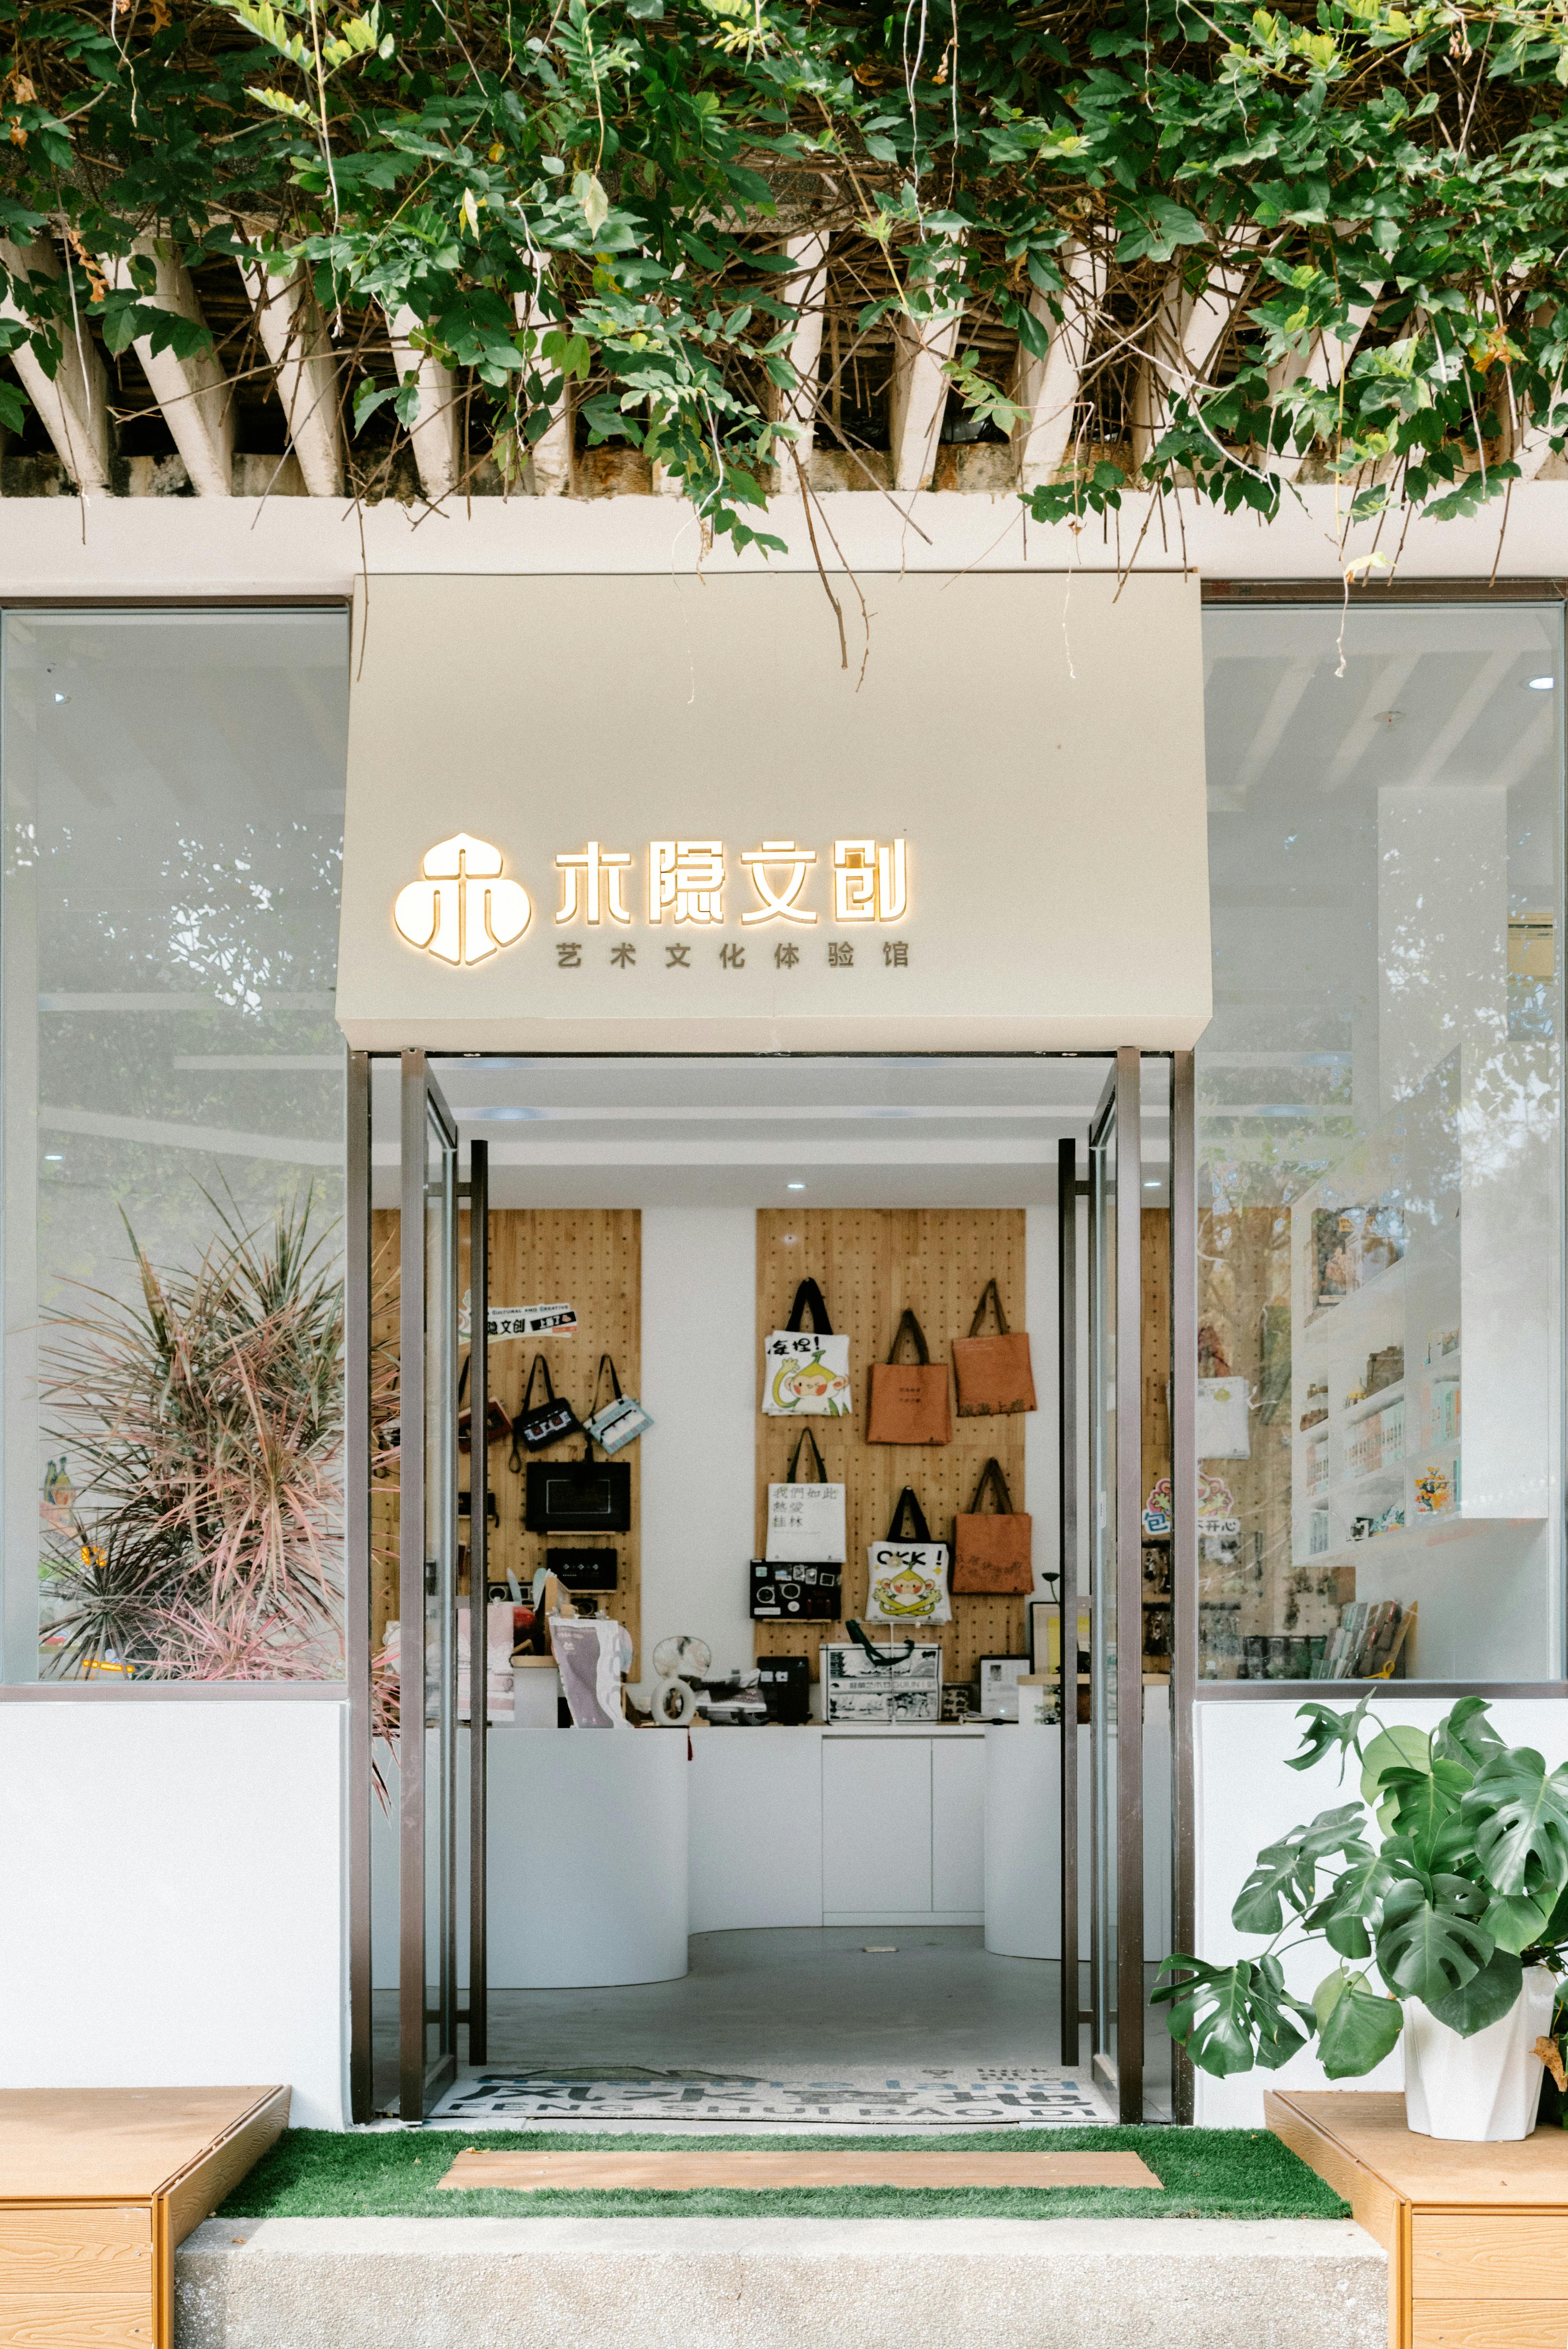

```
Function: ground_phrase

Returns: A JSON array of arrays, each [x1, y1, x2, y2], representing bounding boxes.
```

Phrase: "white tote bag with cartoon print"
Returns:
[[761, 1278, 852, 1419], [865, 1488, 951, 1626]]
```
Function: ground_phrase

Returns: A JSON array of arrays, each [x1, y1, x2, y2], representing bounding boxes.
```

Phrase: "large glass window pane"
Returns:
[[2, 609, 350, 1682], [1199, 603, 1564, 1682]]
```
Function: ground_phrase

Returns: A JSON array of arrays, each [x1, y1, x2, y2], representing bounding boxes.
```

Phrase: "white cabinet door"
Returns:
[[822, 1737, 932, 1918], [931, 1734, 985, 1915]]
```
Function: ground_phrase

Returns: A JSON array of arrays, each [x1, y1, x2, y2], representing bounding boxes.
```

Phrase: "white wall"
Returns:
[[0, 1700, 348, 2128], [635, 1207, 756, 1695], [1192, 1695, 1568, 2126]]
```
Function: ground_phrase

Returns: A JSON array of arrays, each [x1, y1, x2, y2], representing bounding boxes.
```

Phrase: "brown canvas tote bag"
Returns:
[[952, 1279, 1037, 1418], [951, 1458, 1033, 1594], [866, 1308, 952, 1446]]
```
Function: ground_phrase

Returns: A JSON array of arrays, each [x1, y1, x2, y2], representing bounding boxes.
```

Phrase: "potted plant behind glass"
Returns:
[[1157, 1696, 1568, 2141]]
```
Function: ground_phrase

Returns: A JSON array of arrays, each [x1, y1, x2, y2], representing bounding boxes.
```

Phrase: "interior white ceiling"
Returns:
[[366, 1053, 1172, 1209]]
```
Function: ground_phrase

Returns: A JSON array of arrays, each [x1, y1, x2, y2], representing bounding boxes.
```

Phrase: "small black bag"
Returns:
[[526, 1437, 632, 1535], [749, 1557, 842, 1622], [510, 1354, 581, 1464], [547, 1545, 619, 1592], [756, 1655, 813, 1724]]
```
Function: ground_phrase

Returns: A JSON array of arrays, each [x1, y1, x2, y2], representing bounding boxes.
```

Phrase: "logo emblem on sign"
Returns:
[[393, 834, 531, 965]]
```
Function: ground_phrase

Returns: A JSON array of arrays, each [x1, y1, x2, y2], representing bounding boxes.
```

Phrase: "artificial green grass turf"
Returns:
[[219, 2126, 1349, 2223]]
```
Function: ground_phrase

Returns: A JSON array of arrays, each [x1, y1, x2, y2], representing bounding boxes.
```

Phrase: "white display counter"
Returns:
[[983, 1701, 1172, 1960], [371, 1719, 1128, 1987], [371, 1725, 688, 1989]]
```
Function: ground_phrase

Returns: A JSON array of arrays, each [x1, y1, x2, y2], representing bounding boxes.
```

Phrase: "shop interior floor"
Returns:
[[374, 1927, 1168, 2124], [438, 2147, 1165, 2190]]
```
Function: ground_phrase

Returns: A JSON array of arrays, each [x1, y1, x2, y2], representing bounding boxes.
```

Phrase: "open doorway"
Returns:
[[353, 1052, 1180, 2126]]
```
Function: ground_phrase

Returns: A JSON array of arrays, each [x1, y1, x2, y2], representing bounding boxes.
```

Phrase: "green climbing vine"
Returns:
[[2, 0, 1567, 549]]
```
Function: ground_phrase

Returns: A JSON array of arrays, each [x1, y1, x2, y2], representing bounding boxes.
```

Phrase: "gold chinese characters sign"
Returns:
[[393, 833, 909, 966]]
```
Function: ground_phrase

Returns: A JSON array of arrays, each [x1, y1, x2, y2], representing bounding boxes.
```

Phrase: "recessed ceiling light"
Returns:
[[1527, 675, 1556, 691], [43, 1153, 62, 1162], [52, 693, 68, 704], [786, 1182, 805, 1191], [1144, 1179, 1160, 1189]]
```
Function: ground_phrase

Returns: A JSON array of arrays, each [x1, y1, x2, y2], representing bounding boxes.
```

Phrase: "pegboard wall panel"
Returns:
[[369, 1208, 641, 1675], [754, 1208, 1033, 1685]]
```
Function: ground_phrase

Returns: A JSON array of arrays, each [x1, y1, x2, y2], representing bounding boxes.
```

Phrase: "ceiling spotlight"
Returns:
[[786, 1182, 805, 1191], [53, 692, 69, 704], [43, 1153, 62, 1162], [1527, 675, 1556, 691], [1144, 1179, 1161, 1189]]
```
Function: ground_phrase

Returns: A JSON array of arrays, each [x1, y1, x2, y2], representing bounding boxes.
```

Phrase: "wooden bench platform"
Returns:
[[1268, 2087, 1568, 2349], [0, 2085, 289, 2349]]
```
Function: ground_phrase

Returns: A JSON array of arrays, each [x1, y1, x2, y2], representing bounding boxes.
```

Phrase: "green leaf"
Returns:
[[0, 378, 25, 435], [1375, 1876, 1494, 2005], [1288, 1696, 1375, 1777], [1465, 1747, 1568, 1899], [1433, 1696, 1504, 1778], [1153, 1957, 1263, 2077], [1317, 1969, 1404, 2078], [1231, 1802, 1371, 1935], [1360, 1723, 1431, 1805], [1425, 1946, 1524, 2038]]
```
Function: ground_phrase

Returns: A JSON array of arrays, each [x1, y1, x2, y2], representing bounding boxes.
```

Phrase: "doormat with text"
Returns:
[[428, 2069, 1110, 2126]]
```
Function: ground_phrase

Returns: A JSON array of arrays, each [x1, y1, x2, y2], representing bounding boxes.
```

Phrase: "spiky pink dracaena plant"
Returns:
[[40, 1187, 344, 1681]]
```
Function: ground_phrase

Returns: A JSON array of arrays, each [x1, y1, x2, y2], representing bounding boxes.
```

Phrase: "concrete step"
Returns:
[[177, 2213, 1386, 2349]]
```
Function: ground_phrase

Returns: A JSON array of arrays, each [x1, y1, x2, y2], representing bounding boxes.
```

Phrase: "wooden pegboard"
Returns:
[[754, 1208, 1032, 1685], [369, 1208, 642, 1675]]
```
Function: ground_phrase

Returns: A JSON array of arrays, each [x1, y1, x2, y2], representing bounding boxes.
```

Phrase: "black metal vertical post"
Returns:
[[1057, 1137, 1080, 2070], [467, 1138, 490, 2065], [1171, 1051, 1198, 2125], [1114, 1046, 1145, 2125], [397, 1049, 428, 2124], [346, 1050, 373, 2123]]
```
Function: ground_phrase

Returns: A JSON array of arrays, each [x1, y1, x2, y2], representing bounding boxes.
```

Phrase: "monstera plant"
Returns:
[[1158, 1697, 1568, 2131]]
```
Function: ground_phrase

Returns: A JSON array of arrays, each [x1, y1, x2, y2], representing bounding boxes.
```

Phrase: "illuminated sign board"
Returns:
[[393, 833, 911, 966]]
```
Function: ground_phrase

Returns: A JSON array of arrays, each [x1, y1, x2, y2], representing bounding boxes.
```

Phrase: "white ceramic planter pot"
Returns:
[[1404, 1964, 1557, 2141]]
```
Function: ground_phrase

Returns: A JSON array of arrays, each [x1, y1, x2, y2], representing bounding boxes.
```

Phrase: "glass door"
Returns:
[[1087, 1049, 1144, 2122], [399, 1049, 461, 2119]]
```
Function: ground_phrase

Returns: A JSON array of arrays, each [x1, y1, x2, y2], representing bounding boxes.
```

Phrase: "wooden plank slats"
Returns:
[[1411, 2306, 1568, 2349], [755, 1208, 1030, 1686], [440, 2147, 1162, 2190], [0, 2089, 287, 2349], [1412, 2212, 1568, 2293], [1268, 2089, 1568, 2349], [0, 2290, 153, 2345]]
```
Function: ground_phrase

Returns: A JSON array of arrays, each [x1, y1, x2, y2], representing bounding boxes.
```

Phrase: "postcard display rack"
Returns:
[[371, 1207, 642, 1674], [754, 1208, 1031, 1694], [1282, 1050, 1527, 1679]]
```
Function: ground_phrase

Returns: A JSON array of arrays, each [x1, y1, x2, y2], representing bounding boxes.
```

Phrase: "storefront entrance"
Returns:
[[347, 1048, 1191, 2127]]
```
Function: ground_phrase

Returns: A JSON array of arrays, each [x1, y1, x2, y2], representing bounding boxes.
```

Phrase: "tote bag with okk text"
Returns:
[[762, 1278, 852, 1418], [865, 1487, 951, 1625]]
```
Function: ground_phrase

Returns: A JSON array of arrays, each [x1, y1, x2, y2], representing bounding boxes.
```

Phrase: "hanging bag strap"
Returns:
[[785, 1278, 833, 1335], [786, 1427, 829, 1485], [458, 1353, 472, 1404], [967, 1457, 1016, 1516], [590, 1354, 622, 1417], [886, 1307, 932, 1365], [520, 1353, 557, 1412], [846, 1620, 916, 1668], [968, 1279, 1011, 1338], [885, 1486, 933, 1543]]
